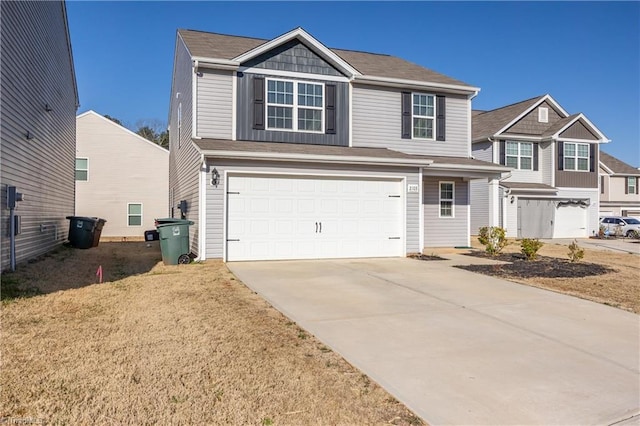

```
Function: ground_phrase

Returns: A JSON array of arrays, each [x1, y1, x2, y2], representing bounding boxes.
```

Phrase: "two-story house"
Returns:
[[169, 27, 508, 262], [470, 95, 609, 239], [599, 151, 640, 218], [1, 0, 78, 271]]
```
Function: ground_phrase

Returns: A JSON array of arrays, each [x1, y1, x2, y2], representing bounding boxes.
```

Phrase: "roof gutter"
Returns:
[[193, 56, 240, 71], [353, 75, 479, 95]]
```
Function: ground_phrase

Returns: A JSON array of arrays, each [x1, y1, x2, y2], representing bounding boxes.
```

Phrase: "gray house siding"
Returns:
[[236, 72, 349, 145], [504, 100, 563, 135], [242, 39, 343, 76], [470, 141, 493, 234], [169, 36, 201, 255], [196, 69, 233, 139], [555, 145, 599, 188], [0, 0, 77, 271], [560, 121, 599, 140], [352, 84, 470, 157], [204, 159, 420, 258], [423, 178, 468, 247]]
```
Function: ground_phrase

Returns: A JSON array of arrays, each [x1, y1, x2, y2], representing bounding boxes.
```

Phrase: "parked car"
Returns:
[[599, 216, 640, 238]]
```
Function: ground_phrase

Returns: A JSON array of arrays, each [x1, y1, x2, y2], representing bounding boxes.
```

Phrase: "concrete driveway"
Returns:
[[228, 257, 640, 426]]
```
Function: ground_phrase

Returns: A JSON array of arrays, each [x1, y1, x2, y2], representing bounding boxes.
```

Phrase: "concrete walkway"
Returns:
[[228, 257, 640, 426]]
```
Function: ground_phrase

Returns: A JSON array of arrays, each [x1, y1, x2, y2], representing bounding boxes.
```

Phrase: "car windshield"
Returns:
[[624, 218, 640, 224]]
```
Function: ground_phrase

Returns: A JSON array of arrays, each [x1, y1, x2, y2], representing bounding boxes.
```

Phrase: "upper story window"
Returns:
[[439, 181, 454, 218], [564, 142, 589, 171], [75, 158, 88, 181], [266, 79, 323, 133], [413, 94, 435, 139], [506, 141, 533, 170], [627, 177, 637, 194]]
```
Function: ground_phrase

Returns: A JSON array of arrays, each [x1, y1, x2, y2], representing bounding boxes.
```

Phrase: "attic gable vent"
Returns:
[[538, 107, 549, 123]]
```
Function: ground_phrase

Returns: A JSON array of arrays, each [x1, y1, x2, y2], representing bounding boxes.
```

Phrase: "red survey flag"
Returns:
[[96, 265, 103, 283]]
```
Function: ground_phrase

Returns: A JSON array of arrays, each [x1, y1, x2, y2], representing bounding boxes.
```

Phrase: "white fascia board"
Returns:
[[196, 149, 432, 167], [560, 137, 609, 144], [493, 94, 569, 137], [238, 67, 350, 83], [422, 169, 506, 179], [501, 187, 558, 194], [497, 134, 544, 142], [551, 113, 610, 142], [599, 162, 614, 175], [353, 75, 479, 96], [193, 56, 240, 71], [425, 162, 510, 173], [232, 28, 360, 77]]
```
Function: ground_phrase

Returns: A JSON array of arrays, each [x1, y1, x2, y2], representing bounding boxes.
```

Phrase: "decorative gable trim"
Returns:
[[550, 113, 610, 143], [232, 27, 361, 78], [493, 94, 569, 137]]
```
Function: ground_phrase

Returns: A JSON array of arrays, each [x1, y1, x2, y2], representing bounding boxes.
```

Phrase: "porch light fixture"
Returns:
[[211, 168, 220, 186], [45, 103, 53, 112], [25, 131, 34, 140], [510, 196, 515, 204]]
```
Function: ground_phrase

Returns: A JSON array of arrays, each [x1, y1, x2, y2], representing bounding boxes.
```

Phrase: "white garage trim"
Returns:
[[223, 170, 407, 261]]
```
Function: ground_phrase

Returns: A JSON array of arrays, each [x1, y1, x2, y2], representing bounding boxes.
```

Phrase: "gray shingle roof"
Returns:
[[600, 151, 640, 175], [472, 96, 545, 142], [178, 29, 472, 88], [540, 114, 580, 138]]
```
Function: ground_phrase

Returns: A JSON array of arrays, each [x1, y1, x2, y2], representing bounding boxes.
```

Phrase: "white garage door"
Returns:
[[226, 175, 404, 261], [553, 204, 587, 238]]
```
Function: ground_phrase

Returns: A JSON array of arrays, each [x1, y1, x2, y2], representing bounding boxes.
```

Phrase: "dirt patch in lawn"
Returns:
[[1, 242, 423, 425], [457, 238, 640, 314]]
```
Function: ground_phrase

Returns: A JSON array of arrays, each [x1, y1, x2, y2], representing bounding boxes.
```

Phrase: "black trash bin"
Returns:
[[66, 216, 98, 249]]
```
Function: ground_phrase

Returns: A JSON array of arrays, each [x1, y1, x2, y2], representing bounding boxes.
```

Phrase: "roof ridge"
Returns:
[[480, 94, 546, 114]]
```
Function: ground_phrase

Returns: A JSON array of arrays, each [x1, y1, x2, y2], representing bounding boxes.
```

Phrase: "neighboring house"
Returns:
[[168, 27, 508, 262], [75, 111, 169, 238], [0, 1, 78, 271], [470, 94, 609, 239], [599, 151, 640, 218]]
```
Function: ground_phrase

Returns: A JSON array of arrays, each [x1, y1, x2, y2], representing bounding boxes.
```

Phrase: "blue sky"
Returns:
[[66, 1, 639, 166]]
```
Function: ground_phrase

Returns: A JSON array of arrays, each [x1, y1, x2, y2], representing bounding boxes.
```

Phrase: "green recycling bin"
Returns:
[[66, 216, 98, 249], [157, 220, 194, 265]]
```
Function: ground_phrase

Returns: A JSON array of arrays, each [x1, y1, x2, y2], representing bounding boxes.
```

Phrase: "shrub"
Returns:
[[478, 226, 508, 256], [568, 240, 585, 263], [520, 238, 543, 260]]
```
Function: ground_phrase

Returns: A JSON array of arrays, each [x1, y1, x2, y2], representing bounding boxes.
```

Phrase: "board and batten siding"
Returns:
[[423, 177, 469, 247], [169, 35, 201, 255], [196, 69, 233, 139], [236, 72, 349, 146], [75, 112, 168, 237], [352, 84, 470, 157], [204, 159, 420, 259], [0, 1, 77, 271]]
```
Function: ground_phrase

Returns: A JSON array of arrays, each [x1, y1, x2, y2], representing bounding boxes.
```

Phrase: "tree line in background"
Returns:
[[105, 115, 169, 149]]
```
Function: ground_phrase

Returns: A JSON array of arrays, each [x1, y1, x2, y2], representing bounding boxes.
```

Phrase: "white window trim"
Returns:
[[563, 142, 590, 172], [628, 177, 637, 194], [127, 203, 143, 227], [265, 78, 324, 134], [75, 157, 89, 182], [439, 181, 455, 218], [505, 141, 533, 170], [412, 92, 436, 140]]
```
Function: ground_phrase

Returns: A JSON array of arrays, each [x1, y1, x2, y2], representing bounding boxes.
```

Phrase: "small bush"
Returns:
[[568, 240, 585, 263], [478, 226, 508, 256], [520, 238, 543, 260]]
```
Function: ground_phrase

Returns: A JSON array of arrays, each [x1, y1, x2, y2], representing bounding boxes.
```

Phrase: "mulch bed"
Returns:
[[456, 251, 615, 279], [409, 254, 448, 261]]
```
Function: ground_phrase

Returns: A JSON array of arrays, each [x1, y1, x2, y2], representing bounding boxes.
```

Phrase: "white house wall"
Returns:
[[352, 84, 470, 157], [196, 69, 233, 139], [75, 112, 168, 238], [204, 159, 421, 259]]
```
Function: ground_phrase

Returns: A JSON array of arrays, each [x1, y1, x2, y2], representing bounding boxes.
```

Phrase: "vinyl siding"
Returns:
[[503, 101, 563, 135], [540, 141, 553, 186], [236, 72, 349, 145], [352, 84, 470, 157], [204, 160, 420, 258], [470, 180, 489, 234], [423, 178, 468, 247], [560, 121, 599, 140], [196, 69, 233, 139], [169, 36, 201, 255], [75, 112, 169, 237], [0, 1, 77, 270], [242, 39, 343, 76], [608, 175, 640, 200], [500, 140, 544, 184], [472, 141, 493, 162]]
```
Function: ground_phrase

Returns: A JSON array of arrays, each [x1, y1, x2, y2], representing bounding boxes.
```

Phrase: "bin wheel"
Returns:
[[178, 254, 191, 264]]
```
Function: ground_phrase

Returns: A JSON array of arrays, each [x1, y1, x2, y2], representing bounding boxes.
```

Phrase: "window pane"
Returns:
[[565, 157, 576, 170], [578, 158, 588, 171], [76, 158, 87, 169], [267, 80, 293, 105], [577, 144, 589, 157], [506, 156, 518, 168], [564, 143, 576, 157], [413, 94, 434, 118], [520, 143, 532, 156], [506, 142, 518, 156], [413, 118, 433, 139], [521, 157, 532, 170], [440, 183, 453, 199], [128, 216, 142, 226], [75, 170, 88, 181], [298, 83, 322, 108], [128, 204, 142, 215], [298, 109, 322, 131], [440, 201, 452, 217], [267, 106, 293, 129]]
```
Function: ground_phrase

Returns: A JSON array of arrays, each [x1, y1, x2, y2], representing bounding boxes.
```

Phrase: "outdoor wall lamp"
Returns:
[[45, 103, 53, 112], [510, 196, 515, 204], [25, 131, 34, 140], [211, 168, 220, 186]]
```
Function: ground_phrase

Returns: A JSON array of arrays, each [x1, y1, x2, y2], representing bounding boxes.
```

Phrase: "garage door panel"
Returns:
[[226, 175, 404, 261]]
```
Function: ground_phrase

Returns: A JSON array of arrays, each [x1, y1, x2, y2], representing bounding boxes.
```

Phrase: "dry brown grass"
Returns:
[[1, 242, 423, 425], [469, 238, 640, 314]]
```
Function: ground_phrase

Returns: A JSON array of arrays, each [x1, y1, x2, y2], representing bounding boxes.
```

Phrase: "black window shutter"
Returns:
[[436, 95, 446, 141], [600, 176, 604, 194], [401, 92, 411, 139], [589, 144, 596, 172], [253, 77, 265, 130], [637, 178, 639, 195], [499, 141, 505, 165], [625, 177, 629, 195], [533, 143, 539, 171], [558, 142, 564, 171], [325, 84, 336, 134]]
